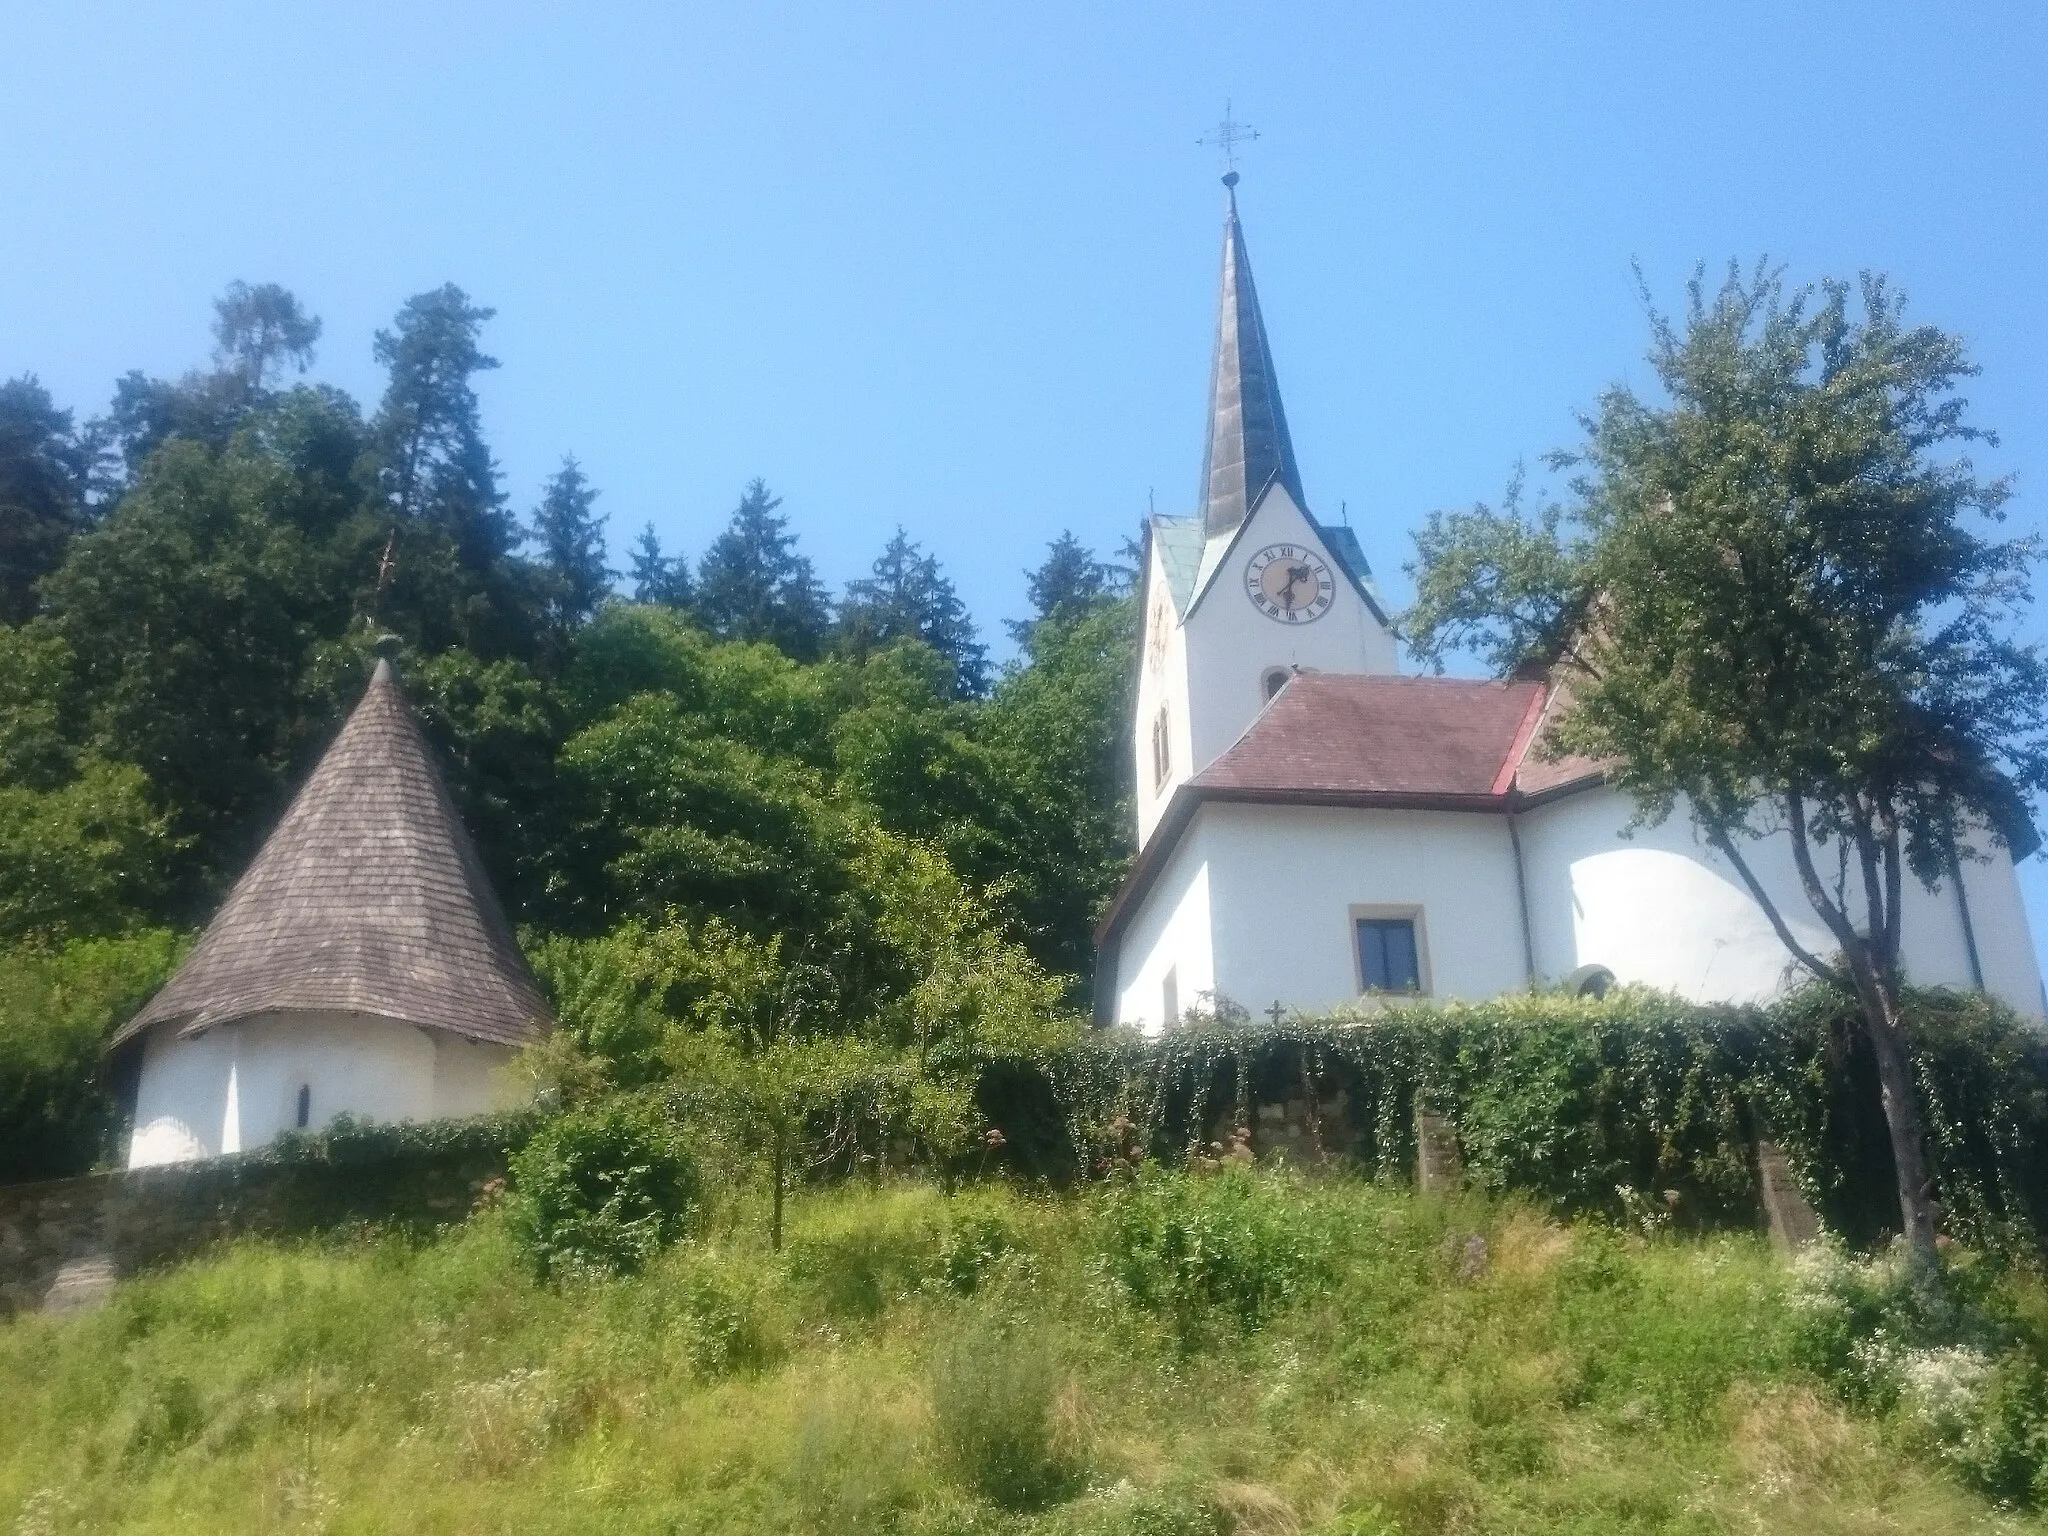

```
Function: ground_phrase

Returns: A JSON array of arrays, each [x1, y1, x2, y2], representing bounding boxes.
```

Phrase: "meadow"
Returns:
[[5, 1171, 2045, 1535]]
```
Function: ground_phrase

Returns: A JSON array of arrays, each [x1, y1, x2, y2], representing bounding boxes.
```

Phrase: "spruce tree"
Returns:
[[0, 376, 92, 624], [528, 456, 613, 645], [694, 480, 830, 659], [628, 522, 693, 608], [1007, 530, 1122, 649], [838, 526, 988, 697]]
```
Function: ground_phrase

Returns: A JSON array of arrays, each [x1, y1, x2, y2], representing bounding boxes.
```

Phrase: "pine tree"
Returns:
[[370, 284, 510, 567], [528, 457, 613, 644], [211, 281, 322, 400], [694, 480, 830, 659], [103, 282, 322, 479], [629, 522, 693, 608], [838, 526, 988, 696]]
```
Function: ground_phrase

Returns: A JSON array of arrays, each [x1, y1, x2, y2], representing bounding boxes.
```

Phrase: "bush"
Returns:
[[1787, 1241, 2048, 1505], [506, 1094, 701, 1281], [929, 1320, 1079, 1509], [1096, 1167, 1338, 1345], [0, 930, 182, 1181]]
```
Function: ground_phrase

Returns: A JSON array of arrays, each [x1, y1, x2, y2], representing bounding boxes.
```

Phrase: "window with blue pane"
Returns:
[[1356, 917, 1421, 993]]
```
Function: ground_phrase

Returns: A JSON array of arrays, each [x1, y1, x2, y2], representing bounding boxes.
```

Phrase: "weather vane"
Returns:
[[1199, 101, 1260, 180]]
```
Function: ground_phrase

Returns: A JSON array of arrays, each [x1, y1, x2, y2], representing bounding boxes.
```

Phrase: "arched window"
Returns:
[[1261, 667, 1290, 701], [295, 1083, 312, 1129], [1151, 707, 1171, 789]]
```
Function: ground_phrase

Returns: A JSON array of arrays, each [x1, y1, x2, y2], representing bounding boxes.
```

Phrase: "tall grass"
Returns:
[[2, 1173, 2042, 1533]]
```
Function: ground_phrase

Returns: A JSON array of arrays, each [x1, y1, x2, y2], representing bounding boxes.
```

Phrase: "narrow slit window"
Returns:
[[1357, 918, 1421, 993], [1151, 707, 1171, 790], [295, 1083, 311, 1129]]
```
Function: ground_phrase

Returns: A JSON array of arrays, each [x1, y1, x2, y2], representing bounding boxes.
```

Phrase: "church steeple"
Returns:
[[1198, 173, 1305, 540]]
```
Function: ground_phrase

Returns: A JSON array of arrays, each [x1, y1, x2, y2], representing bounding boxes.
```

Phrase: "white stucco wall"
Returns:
[[1179, 489, 1397, 778], [128, 1011, 523, 1168], [1114, 818, 1215, 1031], [1110, 788, 2046, 1032], [1112, 803, 1531, 1031], [1135, 489, 1397, 848], [1134, 544, 1195, 847], [1516, 785, 2045, 1016]]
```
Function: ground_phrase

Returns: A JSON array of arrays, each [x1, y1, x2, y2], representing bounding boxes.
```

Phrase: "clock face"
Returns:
[[1245, 544, 1336, 624]]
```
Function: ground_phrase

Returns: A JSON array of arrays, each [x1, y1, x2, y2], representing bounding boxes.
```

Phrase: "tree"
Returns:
[[838, 526, 989, 696], [102, 283, 322, 480], [528, 456, 613, 649], [370, 284, 510, 565], [1006, 530, 1123, 649], [694, 479, 830, 660], [0, 376, 91, 624], [628, 522, 693, 609], [211, 280, 322, 399], [1404, 264, 2048, 1277]]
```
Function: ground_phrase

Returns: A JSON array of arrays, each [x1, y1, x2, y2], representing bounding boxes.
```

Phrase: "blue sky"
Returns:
[[7, 2, 2048, 954]]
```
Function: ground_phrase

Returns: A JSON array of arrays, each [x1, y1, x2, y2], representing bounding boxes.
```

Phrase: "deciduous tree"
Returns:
[[1405, 264, 2048, 1277]]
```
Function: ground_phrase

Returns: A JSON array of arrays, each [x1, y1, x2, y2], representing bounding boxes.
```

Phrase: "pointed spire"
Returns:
[[1198, 173, 1305, 539], [115, 658, 552, 1051]]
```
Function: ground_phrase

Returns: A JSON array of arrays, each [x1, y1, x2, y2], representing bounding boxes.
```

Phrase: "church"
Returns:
[[1094, 175, 2045, 1032]]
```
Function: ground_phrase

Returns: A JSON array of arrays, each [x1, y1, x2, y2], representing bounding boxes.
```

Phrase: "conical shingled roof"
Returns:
[[1198, 176, 1306, 539], [114, 659, 553, 1050]]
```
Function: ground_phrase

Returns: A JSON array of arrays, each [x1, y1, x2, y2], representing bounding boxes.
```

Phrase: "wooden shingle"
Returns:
[[114, 660, 553, 1050]]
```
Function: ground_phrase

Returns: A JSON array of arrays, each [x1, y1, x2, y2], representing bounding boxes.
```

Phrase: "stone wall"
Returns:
[[0, 1145, 508, 1317]]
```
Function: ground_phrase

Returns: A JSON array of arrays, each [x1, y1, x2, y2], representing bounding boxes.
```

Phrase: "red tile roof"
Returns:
[[1191, 673, 1603, 804], [1194, 675, 1541, 801], [1094, 673, 1606, 965]]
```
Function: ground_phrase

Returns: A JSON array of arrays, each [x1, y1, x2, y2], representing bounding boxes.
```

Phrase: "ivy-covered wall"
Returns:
[[977, 987, 2048, 1257]]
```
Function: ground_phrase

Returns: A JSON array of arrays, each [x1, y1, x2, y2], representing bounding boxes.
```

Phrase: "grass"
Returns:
[[2, 1172, 2044, 1534]]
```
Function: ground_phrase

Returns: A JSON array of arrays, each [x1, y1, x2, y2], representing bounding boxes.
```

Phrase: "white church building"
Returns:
[[1095, 175, 2045, 1031], [113, 657, 552, 1166]]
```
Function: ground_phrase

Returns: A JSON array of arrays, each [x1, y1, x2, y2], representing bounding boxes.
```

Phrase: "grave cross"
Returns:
[[1265, 1000, 1286, 1027]]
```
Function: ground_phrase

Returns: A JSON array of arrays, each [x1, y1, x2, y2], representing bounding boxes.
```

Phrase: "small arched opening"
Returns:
[[1261, 666, 1291, 702]]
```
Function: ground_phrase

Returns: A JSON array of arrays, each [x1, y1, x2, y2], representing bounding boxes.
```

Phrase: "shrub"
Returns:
[[506, 1094, 701, 1281], [1787, 1241, 2048, 1505], [929, 1320, 1079, 1509], [1096, 1167, 1338, 1345], [0, 930, 183, 1180]]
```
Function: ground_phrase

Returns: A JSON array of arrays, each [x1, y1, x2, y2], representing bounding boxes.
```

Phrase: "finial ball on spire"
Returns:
[[1222, 171, 1239, 189]]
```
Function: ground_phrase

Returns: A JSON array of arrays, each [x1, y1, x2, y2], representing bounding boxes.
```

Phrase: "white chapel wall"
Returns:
[[129, 1012, 524, 1168], [1197, 803, 1529, 1015]]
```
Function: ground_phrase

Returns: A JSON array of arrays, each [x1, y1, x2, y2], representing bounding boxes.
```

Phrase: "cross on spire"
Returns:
[[1199, 100, 1260, 179]]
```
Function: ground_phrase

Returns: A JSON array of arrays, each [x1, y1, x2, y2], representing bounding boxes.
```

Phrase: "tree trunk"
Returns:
[[1857, 978, 1941, 1278]]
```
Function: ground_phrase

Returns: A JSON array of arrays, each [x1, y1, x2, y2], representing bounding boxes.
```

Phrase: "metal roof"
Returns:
[[1197, 178, 1305, 542]]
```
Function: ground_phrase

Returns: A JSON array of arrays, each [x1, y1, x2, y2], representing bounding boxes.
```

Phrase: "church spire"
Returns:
[[1198, 173, 1305, 539]]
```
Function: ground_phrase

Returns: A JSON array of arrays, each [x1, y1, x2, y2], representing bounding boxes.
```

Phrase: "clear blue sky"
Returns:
[[8, 3, 2048, 956]]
